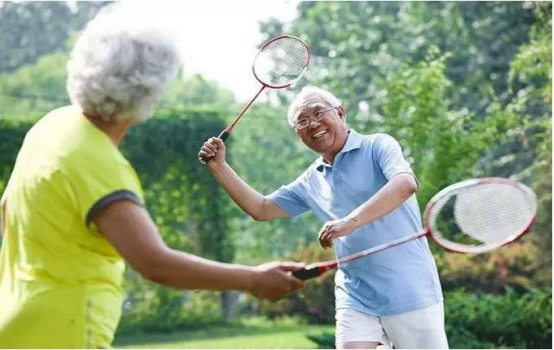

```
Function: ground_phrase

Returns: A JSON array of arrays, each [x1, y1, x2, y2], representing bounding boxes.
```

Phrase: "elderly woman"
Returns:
[[0, 6, 304, 348]]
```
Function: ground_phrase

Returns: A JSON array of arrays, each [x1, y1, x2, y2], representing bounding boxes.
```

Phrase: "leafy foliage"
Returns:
[[507, 3, 552, 271], [0, 1, 107, 73], [0, 120, 31, 194], [275, 2, 537, 122], [307, 331, 335, 349], [257, 242, 336, 324], [161, 74, 235, 111], [0, 52, 69, 120], [445, 288, 552, 349], [0, 2, 71, 73], [307, 288, 552, 349], [437, 235, 550, 293]]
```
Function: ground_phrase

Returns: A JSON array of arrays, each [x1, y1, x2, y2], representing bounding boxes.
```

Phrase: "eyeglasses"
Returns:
[[293, 106, 338, 130]]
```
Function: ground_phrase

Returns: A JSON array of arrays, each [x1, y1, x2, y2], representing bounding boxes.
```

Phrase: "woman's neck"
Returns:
[[84, 113, 134, 146]]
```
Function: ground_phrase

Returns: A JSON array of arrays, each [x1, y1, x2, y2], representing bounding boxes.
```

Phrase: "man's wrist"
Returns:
[[208, 161, 228, 175], [347, 215, 362, 229]]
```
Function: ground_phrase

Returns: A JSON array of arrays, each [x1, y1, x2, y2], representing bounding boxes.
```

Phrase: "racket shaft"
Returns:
[[200, 86, 266, 164], [228, 85, 266, 130], [293, 231, 428, 280], [338, 230, 429, 264]]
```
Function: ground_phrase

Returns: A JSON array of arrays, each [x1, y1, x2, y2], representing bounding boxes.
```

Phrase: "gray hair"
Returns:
[[67, 4, 181, 123], [287, 86, 342, 126]]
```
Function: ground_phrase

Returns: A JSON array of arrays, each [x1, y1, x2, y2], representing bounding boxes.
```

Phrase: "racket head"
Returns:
[[252, 35, 310, 89], [423, 178, 538, 254]]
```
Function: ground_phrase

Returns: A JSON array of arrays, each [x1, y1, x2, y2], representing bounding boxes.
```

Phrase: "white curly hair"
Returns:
[[286, 86, 343, 126], [67, 4, 181, 123]]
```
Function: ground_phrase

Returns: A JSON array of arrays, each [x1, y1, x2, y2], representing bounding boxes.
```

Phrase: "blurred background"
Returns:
[[0, 1, 551, 348]]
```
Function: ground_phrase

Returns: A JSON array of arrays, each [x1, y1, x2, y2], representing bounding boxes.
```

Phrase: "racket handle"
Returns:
[[292, 262, 336, 280], [218, 129, 230, 142], [292, 266, 322, 280], [199, 129, 231, 164]]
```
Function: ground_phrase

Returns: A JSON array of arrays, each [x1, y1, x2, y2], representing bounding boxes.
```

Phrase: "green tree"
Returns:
[[0, 52, 69, 120], [0, 2, 71, 73], [264, 2, 538, 129], [506, 2, 552, 280], [0, 1, 108, 74], [383, 50, 516, 204], [161, 74, 235, 111]]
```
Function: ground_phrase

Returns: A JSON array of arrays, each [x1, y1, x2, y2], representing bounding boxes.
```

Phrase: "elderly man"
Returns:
[[198, 86, 448, 349], [0, 6, 305, 348]]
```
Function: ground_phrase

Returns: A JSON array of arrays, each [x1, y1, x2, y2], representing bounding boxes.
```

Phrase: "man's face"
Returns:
[[292, 101, 348, 161]]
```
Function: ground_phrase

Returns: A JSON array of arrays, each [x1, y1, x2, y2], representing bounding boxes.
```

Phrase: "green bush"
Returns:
[[116, 289, 226, 336], [445, 288, 552, 349], [307, 288, 552, 349], [307, 331, 335, 349], [258, 242, 336, 324]]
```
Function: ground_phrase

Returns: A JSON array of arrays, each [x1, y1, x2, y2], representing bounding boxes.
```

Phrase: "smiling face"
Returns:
[[291, 98, 348, 164]]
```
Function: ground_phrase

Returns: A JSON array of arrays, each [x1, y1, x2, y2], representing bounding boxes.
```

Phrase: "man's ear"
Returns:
[[337, 106, 346, 121]]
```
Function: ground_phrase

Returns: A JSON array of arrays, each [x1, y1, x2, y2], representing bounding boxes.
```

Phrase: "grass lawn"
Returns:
[[114, 318, 334, 349]]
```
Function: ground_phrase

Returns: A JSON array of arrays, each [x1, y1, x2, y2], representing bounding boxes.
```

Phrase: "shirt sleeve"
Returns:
[[374, 134, 419, 185], [0, 178, 10, 207], [267, 172, 310, 217], [66, 157, 144, 227], [0, 191, 5, 239], [0, 179, 11, 238]]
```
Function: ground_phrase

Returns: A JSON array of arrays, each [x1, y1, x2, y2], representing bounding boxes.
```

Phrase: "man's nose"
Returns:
[[309, 118, 322, 129]]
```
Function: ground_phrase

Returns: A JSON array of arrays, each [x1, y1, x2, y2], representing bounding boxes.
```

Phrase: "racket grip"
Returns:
[[218, 129, 230, 142], [199, 130, 231, 164], [292, 266, 323, 280]]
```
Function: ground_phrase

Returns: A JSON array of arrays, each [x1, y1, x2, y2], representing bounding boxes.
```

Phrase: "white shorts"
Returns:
[[335, 302, 449, 349]]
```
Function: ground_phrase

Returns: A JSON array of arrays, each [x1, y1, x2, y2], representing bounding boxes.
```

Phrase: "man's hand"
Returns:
[[318, 217, 359, 249], [198, 137, 227, 169], [249, 261, 305, 301]]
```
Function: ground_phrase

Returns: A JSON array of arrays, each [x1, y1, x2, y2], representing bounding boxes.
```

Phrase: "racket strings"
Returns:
[[455, 186, 535, 243], [255, 38, 309, 86], [429, 181, 537, 253]]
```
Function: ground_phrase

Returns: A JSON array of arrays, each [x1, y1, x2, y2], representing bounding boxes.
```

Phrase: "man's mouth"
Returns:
[[312, 130, 327, 139]]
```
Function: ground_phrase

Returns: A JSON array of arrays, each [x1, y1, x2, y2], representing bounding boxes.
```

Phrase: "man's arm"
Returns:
[[347, 173, 417, 227], [199, 137, 288, 221], [94, 200, 303, 300], [318, 173, 417, 248]]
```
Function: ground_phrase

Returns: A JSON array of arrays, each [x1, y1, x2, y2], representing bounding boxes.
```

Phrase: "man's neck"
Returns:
[[84, 114, 134, 146], [321, 130, 349, 164]]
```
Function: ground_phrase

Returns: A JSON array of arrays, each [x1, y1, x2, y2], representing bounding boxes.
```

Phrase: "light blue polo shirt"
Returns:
[[268, 130, 443, 316]]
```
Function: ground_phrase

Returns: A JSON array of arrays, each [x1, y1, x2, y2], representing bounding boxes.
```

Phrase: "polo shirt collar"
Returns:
[[315, 129, 363, 172]]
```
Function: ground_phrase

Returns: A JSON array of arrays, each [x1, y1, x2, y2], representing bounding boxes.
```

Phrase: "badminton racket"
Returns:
[[199, 35, 310, 164], [293, 177, 538, 280]]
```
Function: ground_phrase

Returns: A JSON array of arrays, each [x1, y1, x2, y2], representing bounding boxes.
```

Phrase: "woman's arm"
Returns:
[[94, 200, 304, 300]]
